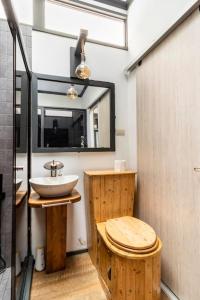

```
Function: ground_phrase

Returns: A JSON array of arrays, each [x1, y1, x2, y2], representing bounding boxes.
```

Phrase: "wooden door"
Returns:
[[137, 9, 200, 300]]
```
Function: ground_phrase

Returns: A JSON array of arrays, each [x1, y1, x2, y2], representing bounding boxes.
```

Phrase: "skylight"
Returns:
[[44, 0, 127, 48]]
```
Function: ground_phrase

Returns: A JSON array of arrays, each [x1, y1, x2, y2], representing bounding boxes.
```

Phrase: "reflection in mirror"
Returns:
[[33, 76, 115, 152], [15, 39, 28, 297]]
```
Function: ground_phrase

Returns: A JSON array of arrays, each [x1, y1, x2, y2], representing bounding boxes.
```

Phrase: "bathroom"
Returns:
[[0, 0, 200, 299]]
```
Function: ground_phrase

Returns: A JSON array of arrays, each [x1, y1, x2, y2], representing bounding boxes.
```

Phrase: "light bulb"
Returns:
[[67, 85, 78, 100], [75, 52, 91, 80]]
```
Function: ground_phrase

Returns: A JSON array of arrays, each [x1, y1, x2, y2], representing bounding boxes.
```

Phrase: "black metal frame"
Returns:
[[33, 0, 128, 50], [92, 0, 128, 10], [32, 73, 115, 153], [1, 1, 34, 300], [16, 71, 29, 153]]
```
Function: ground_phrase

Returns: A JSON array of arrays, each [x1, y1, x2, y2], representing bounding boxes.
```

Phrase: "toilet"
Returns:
[[105, 216, 160, 255], [84, 171, 162, 300], [96, 216, 162, 300]]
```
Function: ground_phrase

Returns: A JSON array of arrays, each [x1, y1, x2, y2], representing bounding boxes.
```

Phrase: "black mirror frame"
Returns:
[[16, 70, 28, 153], [32, 73, 116, 153]]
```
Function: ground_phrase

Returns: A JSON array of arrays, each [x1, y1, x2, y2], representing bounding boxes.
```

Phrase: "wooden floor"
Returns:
[[30, 253, 107, 300], [31, 252, 169, 300]]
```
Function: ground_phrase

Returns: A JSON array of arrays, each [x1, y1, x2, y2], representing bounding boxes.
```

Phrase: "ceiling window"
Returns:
[[44, 0, 126, 48], [0, 0, 33, 25]]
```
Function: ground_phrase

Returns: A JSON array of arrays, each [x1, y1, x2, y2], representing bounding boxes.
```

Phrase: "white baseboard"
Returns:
[[161, 282, 180, 300]]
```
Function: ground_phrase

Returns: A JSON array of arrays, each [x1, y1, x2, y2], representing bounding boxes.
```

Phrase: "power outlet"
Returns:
[[116, 129, 125, 136]]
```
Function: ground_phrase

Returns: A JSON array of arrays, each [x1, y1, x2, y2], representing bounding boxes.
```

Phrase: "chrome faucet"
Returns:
[[43, 160, 64, 177]]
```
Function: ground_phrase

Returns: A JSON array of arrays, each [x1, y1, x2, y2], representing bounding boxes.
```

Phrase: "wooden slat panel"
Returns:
[[137, 8, 200, 300], [145, 258, 153, 300], [125, 259, 136, 300], [103, 175, 114, 221], [135, 260, 145, 300], [113, 175, 121, 218], [152, 254, 161, 300], [93, 176, 101, 223], [97, 232, 112, 292], [90, 176, 101, 265]]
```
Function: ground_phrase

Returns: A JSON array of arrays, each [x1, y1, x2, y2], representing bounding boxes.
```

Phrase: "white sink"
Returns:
[[29, 175, 79, 198], [16, 178, 23, 192]]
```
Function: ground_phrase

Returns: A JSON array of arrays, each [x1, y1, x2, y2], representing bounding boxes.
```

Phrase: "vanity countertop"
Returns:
[[84, 169, 137, 176], [16, 191, 27, 207], [28, 189, 81, 208]]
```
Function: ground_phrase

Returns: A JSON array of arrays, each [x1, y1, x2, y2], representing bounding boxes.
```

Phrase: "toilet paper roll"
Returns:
[[114, 160, 126, 172], [120, 160, 126, 171], [35, 247, 45, 272]]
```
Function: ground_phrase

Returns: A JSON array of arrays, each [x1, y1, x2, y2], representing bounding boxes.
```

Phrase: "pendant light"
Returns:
[[75, 39, 91, 80], [66, 84, 78, 100]]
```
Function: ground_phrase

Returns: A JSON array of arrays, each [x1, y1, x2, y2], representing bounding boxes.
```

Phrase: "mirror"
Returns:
[[32, 74, 115, 152], [15, 38, 29, 297]]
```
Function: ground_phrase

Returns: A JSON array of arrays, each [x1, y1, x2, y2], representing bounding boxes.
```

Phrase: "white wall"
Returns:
[[128, 0, 197, 61], [31, 31, 130, 256]]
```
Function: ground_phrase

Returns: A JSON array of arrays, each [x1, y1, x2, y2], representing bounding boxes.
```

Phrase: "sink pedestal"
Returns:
[[29, 189, 81, 273], [46, 205, 67, 273]]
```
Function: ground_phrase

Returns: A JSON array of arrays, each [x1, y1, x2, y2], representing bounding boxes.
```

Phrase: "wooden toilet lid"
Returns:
[[105, 216, 157, 250]]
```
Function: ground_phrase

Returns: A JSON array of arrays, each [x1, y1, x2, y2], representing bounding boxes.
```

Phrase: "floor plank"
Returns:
[[30, 253, 107, 300]]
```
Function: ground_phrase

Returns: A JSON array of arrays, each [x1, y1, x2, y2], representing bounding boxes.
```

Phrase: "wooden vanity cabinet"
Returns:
[[84, 170, 136, 266]]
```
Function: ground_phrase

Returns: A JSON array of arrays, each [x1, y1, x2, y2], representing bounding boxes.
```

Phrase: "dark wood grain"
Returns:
[[46, 205, 67, 273]]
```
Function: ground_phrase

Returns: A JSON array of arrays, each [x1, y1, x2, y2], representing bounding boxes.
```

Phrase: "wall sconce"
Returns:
[[70, 29, 91, 80], [66, 84, 78, 100]]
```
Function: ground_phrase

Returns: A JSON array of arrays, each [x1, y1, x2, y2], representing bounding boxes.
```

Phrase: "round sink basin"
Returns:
[[16, 178, 23, 192], [29, 175, 79, 198]]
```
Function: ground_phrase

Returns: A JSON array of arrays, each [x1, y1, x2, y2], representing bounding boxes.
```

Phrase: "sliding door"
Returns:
[[137, 9, 200, 300]]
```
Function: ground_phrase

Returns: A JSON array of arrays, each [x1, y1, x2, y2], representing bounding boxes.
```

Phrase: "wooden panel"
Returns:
[[29, 189, 81, 207], [85, 170, 136, 176], [97, 232, 112, 292], [84, 172, 135, 266], [111, 253, 160, 300], [46, 206, 67, 273], [137, 8, 200, 300], [16, 191, 27, 207]]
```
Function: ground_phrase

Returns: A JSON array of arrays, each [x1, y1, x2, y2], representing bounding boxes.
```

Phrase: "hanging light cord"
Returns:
[[81, 39, 85, 62]]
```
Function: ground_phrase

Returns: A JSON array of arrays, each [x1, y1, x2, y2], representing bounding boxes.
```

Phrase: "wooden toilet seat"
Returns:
[[105, 216, 158, 254]]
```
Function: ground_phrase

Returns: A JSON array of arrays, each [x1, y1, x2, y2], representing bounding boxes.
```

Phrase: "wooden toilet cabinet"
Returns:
[[84, 170, 136, 266], [84, 170, 162, 300]]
